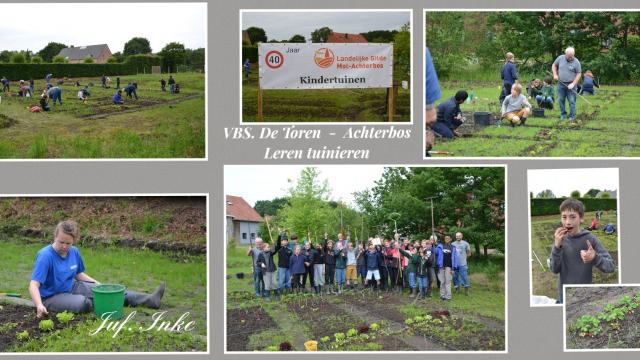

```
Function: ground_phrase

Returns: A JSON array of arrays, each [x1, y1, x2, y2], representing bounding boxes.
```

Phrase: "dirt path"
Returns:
[[85, 93, 201, 120], [334, 294, 448, 351]]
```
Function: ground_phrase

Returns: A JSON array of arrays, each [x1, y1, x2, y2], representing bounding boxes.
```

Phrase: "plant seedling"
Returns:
[[320, 336, 331, 343], [16, 330, 29, 341], [370, 323, 380, 332], [334, 332, 346, 342], [346, 328, 358, 337], [38, 319, 55, 332], [56, 311, 75, 324], [574, 315, 602, 337]]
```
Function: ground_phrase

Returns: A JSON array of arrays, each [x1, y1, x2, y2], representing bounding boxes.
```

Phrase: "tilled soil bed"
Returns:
[[0, 303, 85, 352], [226, 306, 277, 351]]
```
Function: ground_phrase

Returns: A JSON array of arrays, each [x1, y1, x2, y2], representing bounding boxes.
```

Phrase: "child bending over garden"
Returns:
[[28, 220, 166, 318], [550, 199, 616, 304]]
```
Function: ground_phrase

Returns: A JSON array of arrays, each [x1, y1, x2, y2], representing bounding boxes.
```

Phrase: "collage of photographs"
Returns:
[[0, 2, 638, 358]]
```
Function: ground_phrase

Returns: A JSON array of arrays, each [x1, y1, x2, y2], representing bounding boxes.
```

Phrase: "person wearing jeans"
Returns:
[[453, 232, 472, 295], [248, 238, 266, 297], [552, 47, 582, 121]]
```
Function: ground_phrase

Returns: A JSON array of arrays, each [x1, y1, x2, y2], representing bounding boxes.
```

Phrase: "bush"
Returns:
[[0, 63, 138, 80], [83, 57, 95, 64], [242, 45, 258, 63], [530, 198, 617, 217], [31, 56, 43, 64], [11, 53, 26, 64], [52, 55, 67, 63]]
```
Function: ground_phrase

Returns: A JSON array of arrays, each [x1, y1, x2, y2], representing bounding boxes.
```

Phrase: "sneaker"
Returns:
[[569, 117, 575, 122], [560, 115, 566, 120]]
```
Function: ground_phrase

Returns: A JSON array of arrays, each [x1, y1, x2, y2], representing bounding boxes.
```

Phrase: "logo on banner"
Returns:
[[314, 48, 334, 68], [265, 50, 284, 69]]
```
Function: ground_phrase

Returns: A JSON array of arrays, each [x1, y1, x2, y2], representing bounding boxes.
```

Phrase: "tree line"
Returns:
[[426, 12, 640, 83], [251, 167, 505, 258], [0, 37, 204, 72]]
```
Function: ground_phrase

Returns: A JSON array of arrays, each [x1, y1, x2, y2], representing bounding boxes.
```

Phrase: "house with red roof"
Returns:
[[326, 32, 369, 43], [226, 195, 263, 245]]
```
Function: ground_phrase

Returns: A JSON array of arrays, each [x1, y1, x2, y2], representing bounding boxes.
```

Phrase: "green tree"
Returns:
[[83, 57, 95, 64], [52, 55, 67, 63], [159, 42, 186, 73], [106, 57, 118, 64], [186, 48, 205, 69], [123, 37, 152, 56], [570, 190, 581, 198], [254, 197, 289, 217], [10, 53, 26, 64], [536, 189, 555, 199], [111, 51, 125, 63], [30, 56, 43, 64], [246, 27, 267, 44], [0, 50, 12, 63], [361, 30, 398, 43], [600, 192, 611, 199], [37, 42, 67, 62], [425, 12, 468, 78], [393, 23, 411, 80], [311, 27, 332, 43], [289, 34, 306, 43]]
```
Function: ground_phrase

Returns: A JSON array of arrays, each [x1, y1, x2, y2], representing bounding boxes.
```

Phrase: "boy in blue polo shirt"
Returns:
[[28, 220, 166, 317]]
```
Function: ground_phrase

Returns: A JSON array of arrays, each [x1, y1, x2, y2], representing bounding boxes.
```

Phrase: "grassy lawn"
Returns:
[[530, 211, 619, 300], [431, 83, 640, 157], [226, 245, 505, 351], [0, 236, 207, 352], [241, 69, 410, 122], [0, 72, 205, 158]]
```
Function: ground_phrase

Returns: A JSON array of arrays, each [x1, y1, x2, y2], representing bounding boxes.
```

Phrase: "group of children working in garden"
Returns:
[[247, 231, 472, 302], [1, 73, 179, 112]]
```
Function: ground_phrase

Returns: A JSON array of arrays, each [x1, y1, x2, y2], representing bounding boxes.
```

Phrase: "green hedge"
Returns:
[[124, 54, 163, 74], [242, 46, 258, 63], [530, 198, 617, 217], [0, 64, 138, 80]]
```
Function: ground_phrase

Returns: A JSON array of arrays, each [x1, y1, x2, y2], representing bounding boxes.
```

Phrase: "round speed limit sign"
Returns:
[[265, 50, 284, 69]]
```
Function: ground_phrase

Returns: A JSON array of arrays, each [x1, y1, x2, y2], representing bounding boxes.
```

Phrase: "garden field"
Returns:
[[226, 245, 505, 352], [432, 83, 640, 157], [0, 72, 205, 158], [530, 211, 619, 301], [565, 286, 640, 349], [0, 197, 207, 352], [242, 69, 410, 122]]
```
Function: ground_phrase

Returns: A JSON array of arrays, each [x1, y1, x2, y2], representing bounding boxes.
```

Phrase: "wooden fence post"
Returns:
[[257, 86, 264, 122]]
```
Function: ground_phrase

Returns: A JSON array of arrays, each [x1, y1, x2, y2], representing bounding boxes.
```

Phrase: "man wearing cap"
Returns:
[[552, 47, 582, 121]]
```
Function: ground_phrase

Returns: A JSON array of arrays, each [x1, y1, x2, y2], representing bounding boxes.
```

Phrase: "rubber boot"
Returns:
[[124, 282, 165, 309]]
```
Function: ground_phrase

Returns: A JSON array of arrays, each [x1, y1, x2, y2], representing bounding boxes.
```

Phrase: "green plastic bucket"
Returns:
[[92, 284, 126, 320]]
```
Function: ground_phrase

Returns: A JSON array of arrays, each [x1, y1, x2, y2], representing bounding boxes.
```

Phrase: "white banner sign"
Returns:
[[258, 43, 393, 90]]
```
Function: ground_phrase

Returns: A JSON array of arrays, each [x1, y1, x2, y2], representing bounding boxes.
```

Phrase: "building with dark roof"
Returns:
[[58, 44, 112, 64]]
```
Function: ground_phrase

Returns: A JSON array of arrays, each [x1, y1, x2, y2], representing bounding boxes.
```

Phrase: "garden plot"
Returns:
[[0, 73, 205, 158], [432, 85, 640, 157], [565, 286, 640, 349]]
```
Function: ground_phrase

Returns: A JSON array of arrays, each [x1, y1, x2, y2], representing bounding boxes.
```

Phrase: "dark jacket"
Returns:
[[550, 229, 615, 302], [275, 238, 293, 268], [289, 253, 308, 275], [334, 248, 347, 269], [364, 250, 383, 270], [436, 97, 463, 130], [311, 247, 324, 265], [416, 249, 435, 277], [581, 75, 599, 94], [356, 248, 367, 267], [399, 249, 419, 273], [323, 241, 336, 266], [257, 249, 276, 272], [501, 61, 518, 84]]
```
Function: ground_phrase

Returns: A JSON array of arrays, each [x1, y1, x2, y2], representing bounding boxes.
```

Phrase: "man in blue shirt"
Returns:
[[28, 220, 166, 317], [499, 52, 518, 103], [433, 90, 468, 139]]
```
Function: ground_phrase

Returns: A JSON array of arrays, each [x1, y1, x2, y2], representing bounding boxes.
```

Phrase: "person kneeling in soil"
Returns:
[[112, 89, 124, 105], [501, 83, 531, 127], [580, 70, 599, 96], [77, 86, 91, 103], [536, 77, 555, 110], [433, 90, 468, 139], [28, 220, 166, 318], [124, 83, 139, 100], [39, 94, 51, 112], [550, 199, 615, 304]]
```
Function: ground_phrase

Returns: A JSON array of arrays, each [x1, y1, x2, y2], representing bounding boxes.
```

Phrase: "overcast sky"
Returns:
[[242, 11, 410, 42], [528, 168, 618, 197], [224, 165, 387, 208], [0, 3, 206, 53]]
